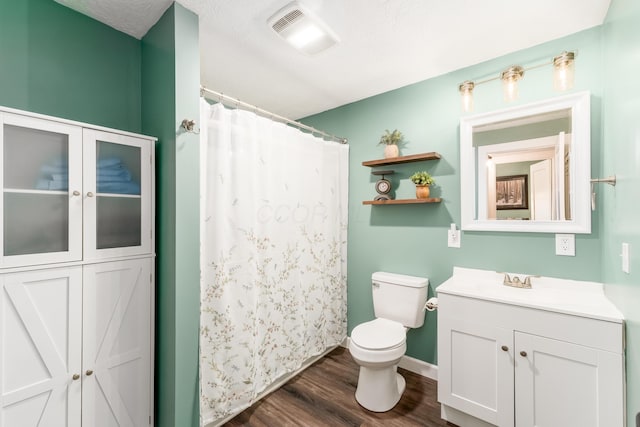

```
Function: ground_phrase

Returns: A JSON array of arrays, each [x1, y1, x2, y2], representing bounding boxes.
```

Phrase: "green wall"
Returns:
[[601, 0, 640, 423], [303, 27, 604, 364], [142, 4, 201, 427], [0, 0, 141, 132]]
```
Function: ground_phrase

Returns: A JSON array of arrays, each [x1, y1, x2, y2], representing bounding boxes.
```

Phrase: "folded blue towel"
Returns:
[[48, 180, 68, 191], [97, 181, 141, 195], [36, 179, 68, 191], [36, 179, 51, 190], [97, 157, 123, 169], [97, 170, 132, 182], [41, 164, 68, 175], [97, 168, 129, 177]]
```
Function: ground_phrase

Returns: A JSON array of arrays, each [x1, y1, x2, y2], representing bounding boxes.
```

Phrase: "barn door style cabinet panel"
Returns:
[[437, 267, 625, 427], [0, 107, 155, 427]]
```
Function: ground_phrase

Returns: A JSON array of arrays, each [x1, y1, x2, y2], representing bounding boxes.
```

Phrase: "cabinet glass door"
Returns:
[[83, 129, 151, 260], [0, 113, 83, 267]]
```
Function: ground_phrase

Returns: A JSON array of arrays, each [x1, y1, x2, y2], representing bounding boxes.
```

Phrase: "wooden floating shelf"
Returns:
[[362, 152, 441, 167], [362, 198, 442, 205]]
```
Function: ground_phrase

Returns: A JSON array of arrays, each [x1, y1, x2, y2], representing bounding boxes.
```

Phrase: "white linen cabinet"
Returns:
[[0, 108, 155, 427]]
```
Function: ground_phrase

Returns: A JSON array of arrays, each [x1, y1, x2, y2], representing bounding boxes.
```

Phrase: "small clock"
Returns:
[[375, 178, 391, 194], [371, 169, 395, 199]]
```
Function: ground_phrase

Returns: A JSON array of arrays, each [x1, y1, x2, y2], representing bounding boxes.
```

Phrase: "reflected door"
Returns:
[[0, 113, 83, 267], [530, 159, 552, 221], [82, 129, 152, 260]]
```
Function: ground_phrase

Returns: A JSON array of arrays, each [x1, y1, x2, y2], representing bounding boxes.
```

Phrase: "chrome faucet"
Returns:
[[500, 273, 539, 289]]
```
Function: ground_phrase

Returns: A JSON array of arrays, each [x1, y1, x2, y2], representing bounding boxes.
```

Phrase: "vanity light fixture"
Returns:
[[458, 51, 576, 111], [268, 1, 340, 55]]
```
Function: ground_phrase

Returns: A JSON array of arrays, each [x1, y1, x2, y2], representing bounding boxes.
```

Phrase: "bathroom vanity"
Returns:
[[437, 267, 625, 427]]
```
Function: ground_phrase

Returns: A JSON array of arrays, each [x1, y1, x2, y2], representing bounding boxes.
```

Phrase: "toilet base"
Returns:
[[355, 365, 406, 412]]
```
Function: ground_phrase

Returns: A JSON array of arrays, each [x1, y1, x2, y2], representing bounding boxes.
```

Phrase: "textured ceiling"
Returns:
[[56, 0, 611, 119]]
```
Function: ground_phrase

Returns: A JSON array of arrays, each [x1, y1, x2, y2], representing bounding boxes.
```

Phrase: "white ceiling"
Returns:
[[56, 0, 611, 119]]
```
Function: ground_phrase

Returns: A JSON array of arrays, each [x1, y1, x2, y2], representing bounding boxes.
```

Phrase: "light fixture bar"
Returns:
[[458, 51, 576, 111]]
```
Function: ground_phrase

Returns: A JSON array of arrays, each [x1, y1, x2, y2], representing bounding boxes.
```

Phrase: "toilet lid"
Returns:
[[351, 318, 405, 350]]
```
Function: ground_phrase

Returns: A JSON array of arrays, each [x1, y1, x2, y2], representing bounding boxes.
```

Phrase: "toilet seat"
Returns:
[[351, 318, 406, 350]]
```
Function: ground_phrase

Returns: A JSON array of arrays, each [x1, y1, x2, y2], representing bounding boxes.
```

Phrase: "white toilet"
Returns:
[[348, 271, 429, 412]]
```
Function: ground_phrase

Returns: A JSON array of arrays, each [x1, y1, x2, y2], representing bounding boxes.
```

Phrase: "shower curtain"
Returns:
[[199, 100, 349, 425]]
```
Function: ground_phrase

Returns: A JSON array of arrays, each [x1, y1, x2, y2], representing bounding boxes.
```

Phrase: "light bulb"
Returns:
[[459, 81, 475, 112], [553, 51, 575, 91], [501, 66, 524, 103]]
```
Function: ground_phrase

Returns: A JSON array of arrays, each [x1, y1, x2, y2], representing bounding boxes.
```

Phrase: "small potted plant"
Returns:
[[410, 171, 435, 199], [378, 129, 404, 159]]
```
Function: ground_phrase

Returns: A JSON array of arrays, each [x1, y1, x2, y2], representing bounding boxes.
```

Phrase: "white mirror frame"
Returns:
[[460, 91, 591, 233]]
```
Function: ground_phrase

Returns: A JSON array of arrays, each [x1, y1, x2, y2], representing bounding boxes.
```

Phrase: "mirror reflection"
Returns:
[[475, 109, 571, 221], [460, 92, 591, 233]]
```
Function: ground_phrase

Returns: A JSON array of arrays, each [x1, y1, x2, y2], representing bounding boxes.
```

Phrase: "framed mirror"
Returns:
[[460, 91, 591, 233]]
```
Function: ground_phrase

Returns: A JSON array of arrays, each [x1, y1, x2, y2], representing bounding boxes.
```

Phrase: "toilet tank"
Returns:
[[372, 272, 429, 328]]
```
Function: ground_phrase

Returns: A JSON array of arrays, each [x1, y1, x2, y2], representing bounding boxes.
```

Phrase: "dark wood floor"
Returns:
[[224, 346, 453, 426]]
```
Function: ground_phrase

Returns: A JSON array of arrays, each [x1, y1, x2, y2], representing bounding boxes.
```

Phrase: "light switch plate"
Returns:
[[555, 234, 575, 256], [622, 243, 630, 274], [448, 223, 460, 248]]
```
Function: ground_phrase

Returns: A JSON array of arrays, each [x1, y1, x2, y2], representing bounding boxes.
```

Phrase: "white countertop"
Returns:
[[437, 266, 624, 323]]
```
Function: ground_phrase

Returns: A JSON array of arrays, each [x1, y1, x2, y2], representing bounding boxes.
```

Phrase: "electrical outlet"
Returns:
[[555, 233, 575, 256]]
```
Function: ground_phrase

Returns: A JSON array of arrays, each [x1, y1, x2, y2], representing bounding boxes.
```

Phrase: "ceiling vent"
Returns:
[[268, 2, 339, 55]]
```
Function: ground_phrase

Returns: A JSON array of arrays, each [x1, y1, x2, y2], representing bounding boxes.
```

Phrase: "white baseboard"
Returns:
[[342, 337, 438, 380], [398, 354, 438, 380]]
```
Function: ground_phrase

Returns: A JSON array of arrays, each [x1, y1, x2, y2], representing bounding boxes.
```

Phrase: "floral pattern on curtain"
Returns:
[[199, 100, 349, 425]]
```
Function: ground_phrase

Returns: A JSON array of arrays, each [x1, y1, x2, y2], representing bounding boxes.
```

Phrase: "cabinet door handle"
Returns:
[[86, 192, 94, 198], [520, 351, 527, 357], [501, 345, 509, 352], [72, 374, 80, 380], [72, 190, 81, 196], [86, 369, 94, 376]]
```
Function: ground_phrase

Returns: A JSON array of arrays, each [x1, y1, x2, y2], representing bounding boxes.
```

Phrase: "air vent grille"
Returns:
[[271, 9, 304, 33]]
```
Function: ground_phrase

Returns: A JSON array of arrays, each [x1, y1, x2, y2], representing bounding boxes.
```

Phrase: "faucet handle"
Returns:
[[523, 275, 540, 287], [498, 272, 511, 286]]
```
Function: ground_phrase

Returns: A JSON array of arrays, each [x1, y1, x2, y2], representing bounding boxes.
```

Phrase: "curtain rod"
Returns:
[[200, 86, 347, 144]]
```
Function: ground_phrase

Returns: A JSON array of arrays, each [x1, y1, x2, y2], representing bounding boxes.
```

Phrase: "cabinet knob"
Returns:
[[86, 192, 94, 198], [72, 374, 80, 380], [520, 351, 527, 357], [72, 190, 81, 196], [86, 369, 94, 376], [501, 345, 509, 352]]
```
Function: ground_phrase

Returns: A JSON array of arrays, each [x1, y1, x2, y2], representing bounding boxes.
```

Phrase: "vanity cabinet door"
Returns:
[[514, 332, 624, 427], [438, 316, 514, 427]]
